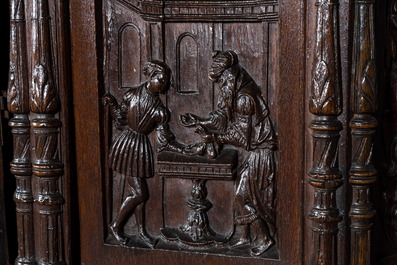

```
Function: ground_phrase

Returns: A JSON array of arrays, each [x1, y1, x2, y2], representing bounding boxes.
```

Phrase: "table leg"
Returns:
[[180, 179, 215, 241]]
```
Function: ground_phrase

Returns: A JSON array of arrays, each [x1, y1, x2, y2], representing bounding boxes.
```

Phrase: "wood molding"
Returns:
[[117, 0, 279, 22]]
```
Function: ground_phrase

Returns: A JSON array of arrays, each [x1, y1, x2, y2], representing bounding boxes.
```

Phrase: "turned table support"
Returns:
[[158, 150, 237, 247]]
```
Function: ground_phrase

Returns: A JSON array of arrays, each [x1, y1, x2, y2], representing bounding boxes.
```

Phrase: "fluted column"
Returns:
[[8, 1, 37, 264], [349, 0, 378, 264], [30, 0, 65, 264], [308, 0, 343, 264]]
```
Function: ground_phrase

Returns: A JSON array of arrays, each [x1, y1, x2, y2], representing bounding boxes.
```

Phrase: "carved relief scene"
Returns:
[[102, 0, 280, 259]]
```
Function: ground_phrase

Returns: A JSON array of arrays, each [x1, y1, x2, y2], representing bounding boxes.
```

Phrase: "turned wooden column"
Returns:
[[349, 0, 378, 264], [30, 0, 65, 264], [8, 0, 37, 264], [308, 0, 343, 264]]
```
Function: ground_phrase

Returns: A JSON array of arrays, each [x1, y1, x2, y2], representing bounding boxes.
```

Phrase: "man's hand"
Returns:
[[102, 93, 124, 124], [195, 125, 215, 143], [102, 94, 117, 106], [180, 113, 199, 127]]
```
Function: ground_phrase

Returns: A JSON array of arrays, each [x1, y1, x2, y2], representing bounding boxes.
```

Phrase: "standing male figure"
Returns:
[[181, 51, 277, 256], [104, 60, 186, 248]]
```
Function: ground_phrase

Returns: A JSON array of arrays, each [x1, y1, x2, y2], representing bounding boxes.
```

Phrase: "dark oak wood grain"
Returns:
[[308, 0, 343, 264], [385, 0, 397, 248], [4, 0, 397, 264], [8, 1, 36, 264], [69, 0, 304, 264], [30, 0, 65, 264], [349, 0, 378, 264]]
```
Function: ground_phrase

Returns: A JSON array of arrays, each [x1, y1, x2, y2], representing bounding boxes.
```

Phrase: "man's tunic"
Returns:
[[109, 84, 174, 182]]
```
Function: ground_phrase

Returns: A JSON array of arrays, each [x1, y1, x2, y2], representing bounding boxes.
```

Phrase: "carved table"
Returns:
[[158, 149, 237, 249]]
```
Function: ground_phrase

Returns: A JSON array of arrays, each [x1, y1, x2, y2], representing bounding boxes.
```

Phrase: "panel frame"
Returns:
[[69, 0, 306, 264]]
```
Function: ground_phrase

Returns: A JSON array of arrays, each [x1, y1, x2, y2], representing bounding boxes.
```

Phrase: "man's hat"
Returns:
[[209, 51, 239, 81], [143, 60, 171, 77]]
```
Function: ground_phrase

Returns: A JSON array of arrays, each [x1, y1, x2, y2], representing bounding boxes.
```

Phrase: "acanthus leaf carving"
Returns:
[[28, 0, 65, 263], [30, 64, 60, 114]]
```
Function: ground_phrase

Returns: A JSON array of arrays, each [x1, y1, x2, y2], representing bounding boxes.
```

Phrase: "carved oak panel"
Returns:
[[102, 0, 280, 260], [64, 0, 306, 262], [6, 0, 392, 263]]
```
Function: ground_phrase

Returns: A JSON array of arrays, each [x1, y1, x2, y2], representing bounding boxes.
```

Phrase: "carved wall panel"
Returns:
[[102, 0, 280, 260]]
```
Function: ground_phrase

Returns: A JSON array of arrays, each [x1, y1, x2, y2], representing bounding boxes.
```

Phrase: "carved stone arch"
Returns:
[[176, 32, 199, 94], [118, 22, 142, 88]]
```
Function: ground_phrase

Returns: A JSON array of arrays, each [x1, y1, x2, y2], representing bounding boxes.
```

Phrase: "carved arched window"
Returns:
[[119, 23, 141, 88], [176, 32, 199, 94]]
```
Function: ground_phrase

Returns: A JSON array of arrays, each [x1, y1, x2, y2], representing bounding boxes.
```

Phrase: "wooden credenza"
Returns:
[[2, 0, 397, 264]]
